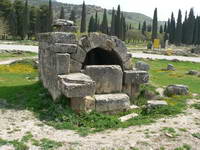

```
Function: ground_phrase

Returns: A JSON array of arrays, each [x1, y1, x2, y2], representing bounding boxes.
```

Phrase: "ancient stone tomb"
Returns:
[[38, 32, 149, 113]]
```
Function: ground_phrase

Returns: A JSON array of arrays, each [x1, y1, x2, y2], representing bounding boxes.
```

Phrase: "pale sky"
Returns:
[[57, 0, 200, 21]]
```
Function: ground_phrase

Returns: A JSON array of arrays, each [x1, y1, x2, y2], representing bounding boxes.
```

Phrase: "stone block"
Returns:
[[70, 46, 86, 63], [164, 85, 189, 96], [70, 59, 82, 73], [135, 61, 150, 71], [119, 113, 138, 122], [71, 96, 95, 113], [58, 73, 96, 98], [52, 43, 77, 53], [95, 93, 130, 113], [123, 70, 149, 84], [85, 65, 123, 94], [56, 53, 70, 75], [38, 32, 77, 44]]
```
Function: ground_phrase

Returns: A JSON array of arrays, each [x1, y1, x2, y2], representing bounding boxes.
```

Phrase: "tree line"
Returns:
[[0, 0, 76, 40], [147, 7, 200, 46], [80, 2, 127, 41]]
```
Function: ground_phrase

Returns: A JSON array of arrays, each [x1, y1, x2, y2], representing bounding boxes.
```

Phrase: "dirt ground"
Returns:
[[0, 98, 200, 150]]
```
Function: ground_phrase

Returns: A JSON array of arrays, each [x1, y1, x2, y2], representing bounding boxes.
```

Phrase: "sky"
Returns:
[[56, 0, 200, 21]]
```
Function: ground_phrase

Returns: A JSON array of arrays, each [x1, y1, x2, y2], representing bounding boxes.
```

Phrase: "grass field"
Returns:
[[0, 58, 198, 135], [0, 52, 37, 60], [133, 59, 200, 94]]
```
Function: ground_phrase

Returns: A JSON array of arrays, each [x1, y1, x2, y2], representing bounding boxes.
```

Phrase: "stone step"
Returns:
[[58, 73, 96, 98], [95, 93, 130, 113], [119, 113, 139, 122]]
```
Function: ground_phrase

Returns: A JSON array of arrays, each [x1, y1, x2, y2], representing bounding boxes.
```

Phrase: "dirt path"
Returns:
[[0, 99, 200, 150], [131, 52, 200, 63], [0, 44, 38, 53]]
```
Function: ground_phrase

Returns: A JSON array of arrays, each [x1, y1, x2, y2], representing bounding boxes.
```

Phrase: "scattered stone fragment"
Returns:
[[167, 64, 176, 71], [147, 100, 168, 108], [119, 113, 138, 122], [186, 70, 199, 75], [129, 105, 139, 110], [135, 61, 150, 71], [164, 85, 189, 96]]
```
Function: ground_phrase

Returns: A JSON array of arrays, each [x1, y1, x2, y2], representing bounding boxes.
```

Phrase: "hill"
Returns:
[[19, 0, 153, 28]]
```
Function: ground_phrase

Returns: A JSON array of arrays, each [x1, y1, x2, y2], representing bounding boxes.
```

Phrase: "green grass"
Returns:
[[0, 133, 62, 150], [0, 51, 37, 60], [191, 103, 200, 110], [174, 144, 192, 150], [0, 59, 196, 135], [192, 133, 200, 139], [133, 59, 200, 94]]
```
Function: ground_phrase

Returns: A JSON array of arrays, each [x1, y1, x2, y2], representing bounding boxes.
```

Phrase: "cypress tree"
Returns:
[[59, 6, 65, 19], [122, 15, 126, 41], [169, 12, 175, 43], [152, 8, 158, 41], [186, 8, 195, 44], [22, 0, 29, 39], [120, 13, 124, 39], [13, 0, 24, 39], [138, 22, 141, 30], [36, 5, 49, 33], [129, 24, 132, 30], [167, 19, 171, 33], [159, 25, 163, 33], [164, 22, 167, 32], [175, 9, 182, 45], [69, 9, 76, 23], [0, 0, 12, 20], [88, 15, 95, 32], [193, 16, 199, 45], [94, 11, 98, 32], [110, 8, 115, 35], [47, 0, 53, 32], [29, 6, 37, 38], [147, 24, 152, 32], [115, 5, 121, 38], [182, 11, 188, 44], [8, 7, 17, 38], [142, 21, 146, 34], [197, 17, 200, 45], [80, 1, 86, 33], [101, 9, 108, 34]]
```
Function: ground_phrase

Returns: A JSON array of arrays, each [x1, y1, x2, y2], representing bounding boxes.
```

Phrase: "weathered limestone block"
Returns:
[[112, 37, 128, 61], [85, 65, 123, 94], [56, 53, 70, 75], [70, 46, 86, 63], [79, 35, 91, 52], [122, 83, 140, 100], [71, 96, 95, 113], [135, 61, 150, 71], [89, 33, 116, 50], [164, 85, 189, 96], [123, 70, 149, 85], [70, 59, 82, 73], [52, 43, 77, 53], [95, 93, 130, 113], [38, 32, 77, 44], [58, 73, 96, 98]]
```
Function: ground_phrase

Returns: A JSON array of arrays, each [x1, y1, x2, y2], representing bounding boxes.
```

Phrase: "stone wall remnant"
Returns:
[[38, 32, 149, 113]]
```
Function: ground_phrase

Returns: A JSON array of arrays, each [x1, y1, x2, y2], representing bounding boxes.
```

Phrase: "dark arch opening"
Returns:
[[82, 47, 123, 70]]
